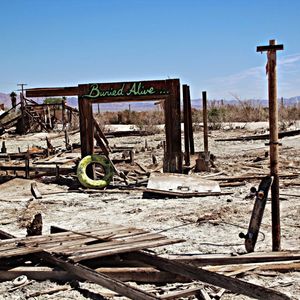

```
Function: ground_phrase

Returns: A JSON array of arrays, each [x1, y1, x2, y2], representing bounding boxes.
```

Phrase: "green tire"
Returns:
[[77, 155, 114, 189]]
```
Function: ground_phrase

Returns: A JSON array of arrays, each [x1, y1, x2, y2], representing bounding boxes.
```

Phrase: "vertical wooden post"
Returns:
[[79, 96, 94, 179], [163, 79, 182, 173], [257, 39, 284, 251], [182, 84, 190, 166], [186, 86, 194, 155], [202, 91, 209, 160], [62, 97, 66, 130], [20, 93, 26, 134], [78, 97, 94, 158], [25, 150, 30, 179]]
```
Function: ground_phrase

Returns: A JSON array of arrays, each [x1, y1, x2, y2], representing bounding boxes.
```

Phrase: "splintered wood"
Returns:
[[0, 225, 296, 300], [0, 224, 183, 261]]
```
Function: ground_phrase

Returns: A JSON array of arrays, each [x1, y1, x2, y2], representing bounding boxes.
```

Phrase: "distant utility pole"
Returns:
[[257, 39, 284, 252], [17, 83, 27, 95], [17, 83, 27, 135]]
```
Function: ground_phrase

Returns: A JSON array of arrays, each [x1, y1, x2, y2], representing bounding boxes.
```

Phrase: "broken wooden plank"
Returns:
[[215, 129, 300, 142], [165, 251, 300, 266], [147, 173, 221, 194], [0, 229, 160, 300], [143, 188, 232, 199], [212, 174, 298, 182], [30, 182, 42, 199], [38, 252, 160, 300], [0, 266, 188, 284], [160, 286, 202, 300], [124, 251, 290, 300]]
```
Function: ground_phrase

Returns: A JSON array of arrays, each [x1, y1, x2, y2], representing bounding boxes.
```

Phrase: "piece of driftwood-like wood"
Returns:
[[215, 129, 299, 142], [69, 236, 184, 262], [165, 251, 300, 266], [0, 267, 75, 282], [38, 252, 160, 300], [30, 182, 42, 199], [0, 229, 160, 300], [0, 228, 148, 257], [25, 286, 71, 298], [0, 224, 124, 249], [160, 286, 203, 300], [124, 251, 290, 300], [143, 188, 232, 198], [205, 261, 300, 274], [26, 86, 79, 97], [212, 174, 298, 182], [209, 265, 257, 299], [0, 266, 189, 284]]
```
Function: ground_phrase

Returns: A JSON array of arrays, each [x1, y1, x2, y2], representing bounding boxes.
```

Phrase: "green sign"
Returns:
[[84, 82, 169, 98]]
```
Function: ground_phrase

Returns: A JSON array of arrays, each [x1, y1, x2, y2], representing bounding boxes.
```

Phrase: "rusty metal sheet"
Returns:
[[147, 173, 221, 194]]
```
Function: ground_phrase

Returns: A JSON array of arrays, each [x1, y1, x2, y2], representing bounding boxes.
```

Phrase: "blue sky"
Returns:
[[1, 0, 300, 99]]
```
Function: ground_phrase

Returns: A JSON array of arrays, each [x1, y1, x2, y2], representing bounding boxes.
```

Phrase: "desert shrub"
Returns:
[[279, 104, 299, 130], [208, 106, 226, 129]]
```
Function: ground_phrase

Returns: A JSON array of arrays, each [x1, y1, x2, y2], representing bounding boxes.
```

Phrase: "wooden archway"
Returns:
[[26, 78, 182, 173]]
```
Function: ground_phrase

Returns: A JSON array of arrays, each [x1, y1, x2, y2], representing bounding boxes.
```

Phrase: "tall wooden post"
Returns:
[[202, 91, 209, 159], [183, 84, 191, 166], [164, 79, 182, 173], [186, 86, 195, 155], [257, 39, 284, 251], [20, 92, 26, 134]]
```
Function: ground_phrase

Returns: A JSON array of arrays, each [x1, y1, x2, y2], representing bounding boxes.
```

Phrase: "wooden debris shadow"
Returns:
[[0, 224, 293, 300]]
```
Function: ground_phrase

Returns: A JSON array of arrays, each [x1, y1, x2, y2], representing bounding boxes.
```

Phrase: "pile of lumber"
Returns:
[[0, 224, 296, 299]]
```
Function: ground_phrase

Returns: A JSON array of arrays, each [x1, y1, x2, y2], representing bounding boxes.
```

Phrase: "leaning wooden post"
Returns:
[[257, 39, 284, 251]]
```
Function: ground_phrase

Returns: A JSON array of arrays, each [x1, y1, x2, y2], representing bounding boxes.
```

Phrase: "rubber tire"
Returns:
[[77, 155, 114, 189], [13, 275, 28, 286]]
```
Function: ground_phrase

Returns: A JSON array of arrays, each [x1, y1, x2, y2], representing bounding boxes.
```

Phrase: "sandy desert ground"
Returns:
[[0, 121, 299, 299]]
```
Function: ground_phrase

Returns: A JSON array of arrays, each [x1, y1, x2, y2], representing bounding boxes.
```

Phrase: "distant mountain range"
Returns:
[[0, 92, 299, 111]]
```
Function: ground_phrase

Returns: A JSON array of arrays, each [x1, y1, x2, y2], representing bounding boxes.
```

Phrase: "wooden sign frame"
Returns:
[[78, 79, 182, 173], [26, 79, 182, 173]]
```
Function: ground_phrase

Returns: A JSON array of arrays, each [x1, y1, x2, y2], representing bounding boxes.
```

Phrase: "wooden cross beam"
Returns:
[[256, 39, 283, 252], [256, 44, 284, 52]]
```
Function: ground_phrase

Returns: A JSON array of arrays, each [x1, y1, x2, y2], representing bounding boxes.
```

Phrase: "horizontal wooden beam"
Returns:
[[256, 44, 284, 52], [0, 266, 188, 283], [166, 251, 300, 266], [26, 87, 79, 97], [124, 252, 291, 300]]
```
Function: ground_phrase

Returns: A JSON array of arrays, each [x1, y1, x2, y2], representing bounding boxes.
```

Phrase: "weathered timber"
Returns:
[[143, 189, 232, 199], [183, 84, 191, 165], [215, 129, 300, 142], [212, 174, 298, 182], [124, 252, 290, 300], [165, 251, 300, 266], [202, 91, 209, 163], [0, 267, 189, 283], [26, 86, 79, 97], [38, 253, 160, 300], [257, 39, 284, 251], [0, 229, 160, 300], [160, 287, 203, 300], [31, 182, 42, 199], [162, 79, 182, 173]]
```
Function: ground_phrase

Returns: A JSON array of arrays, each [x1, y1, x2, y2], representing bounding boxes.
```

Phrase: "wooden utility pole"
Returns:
[[257, 39, 284, 251], [17, 83, 27, 135]]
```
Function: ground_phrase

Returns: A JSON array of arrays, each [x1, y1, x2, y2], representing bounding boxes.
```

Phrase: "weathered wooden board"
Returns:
[[146, 173, 221, 194]]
